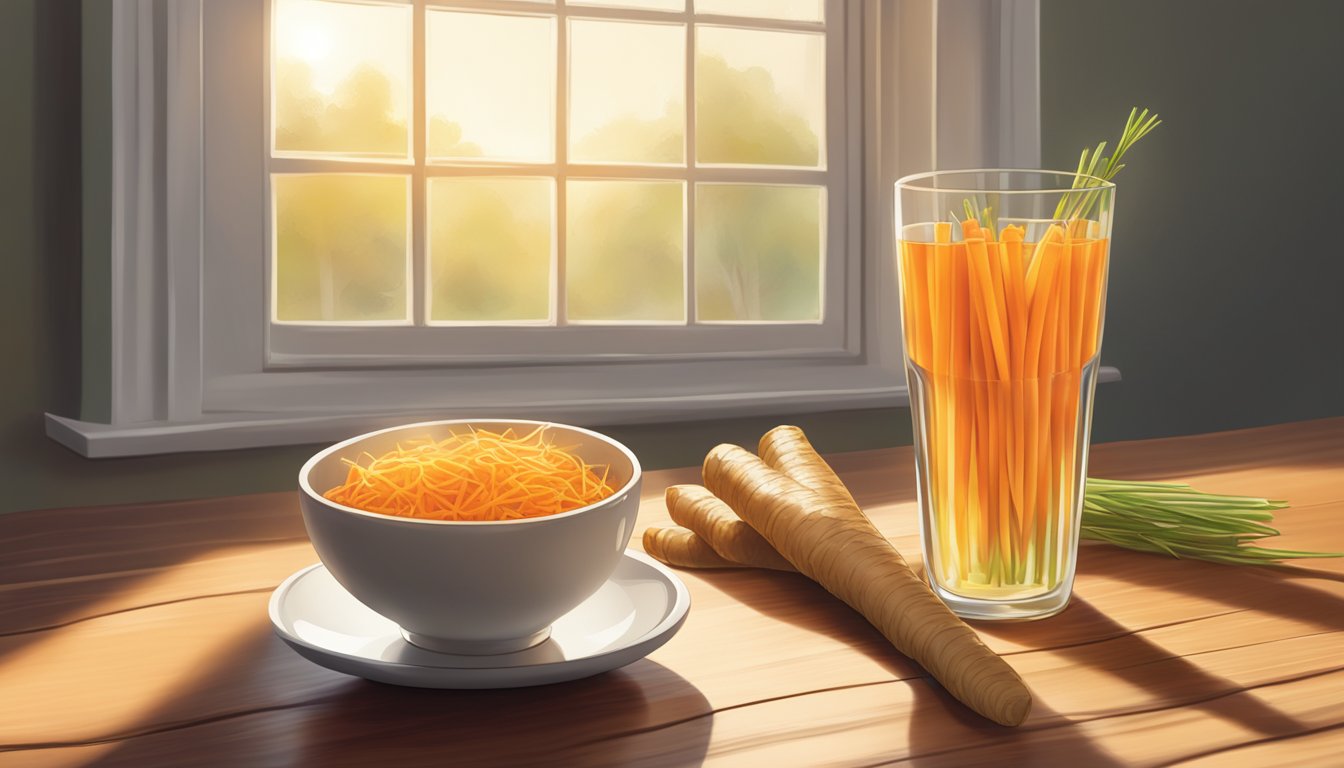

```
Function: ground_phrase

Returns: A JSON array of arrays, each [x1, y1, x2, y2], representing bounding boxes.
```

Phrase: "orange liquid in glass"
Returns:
[[898, 223, 1109, 597]]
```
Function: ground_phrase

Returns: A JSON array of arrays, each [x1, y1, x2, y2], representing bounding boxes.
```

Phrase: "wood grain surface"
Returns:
[[1, 418, 1341, 767]]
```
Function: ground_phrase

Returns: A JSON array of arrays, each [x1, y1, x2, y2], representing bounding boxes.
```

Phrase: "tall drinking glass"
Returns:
[[895, 170, 1115, 620]]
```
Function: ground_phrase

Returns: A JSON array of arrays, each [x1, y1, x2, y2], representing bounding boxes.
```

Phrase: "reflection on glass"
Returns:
[[569, 0, 684, 10], [272, 0, 411, 157], [696, 184, 822, 322], [273, 174, 409, 322], [426, 12, 555, 162], [696, 26, 824, 167], [694, 0, 823, 22], [429, 178, 553, 322], [566, 181, 685, 322], [569, 20, 685, 164]]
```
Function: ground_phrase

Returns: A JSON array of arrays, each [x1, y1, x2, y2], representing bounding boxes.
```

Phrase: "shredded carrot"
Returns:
[[323, 427, 617, 521]]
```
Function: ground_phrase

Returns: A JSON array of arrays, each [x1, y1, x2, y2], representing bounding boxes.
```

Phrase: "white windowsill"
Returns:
[[45, 366, 1120, 458]]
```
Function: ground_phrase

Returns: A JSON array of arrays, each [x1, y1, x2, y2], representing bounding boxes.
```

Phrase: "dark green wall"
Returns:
[[1041, 0, 1344, 441], [3, 0, 1339, 514]]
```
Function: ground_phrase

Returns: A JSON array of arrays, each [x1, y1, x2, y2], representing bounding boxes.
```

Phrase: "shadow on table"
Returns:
[[902, 679, 1128, 768], [899, 584, 1319, 766], [691, 571, 1131, 766], [290, 664, 711, 767], [703, 567, 925, 681], [984, 594, 1306, 739], [1079, 546, 1344, 634], [0, 493, 307, 665], [690, 556, 1315, 764], [80, 622, 711, 768]]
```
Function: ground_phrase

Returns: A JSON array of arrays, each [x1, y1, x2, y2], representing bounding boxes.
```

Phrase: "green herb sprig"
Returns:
[[1054, 107, 1162, 221], [952, 107, 1159, 232], [1081, 478, 1341, 565]]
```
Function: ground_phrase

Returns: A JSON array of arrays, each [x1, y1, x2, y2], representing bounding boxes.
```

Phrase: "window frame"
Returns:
[[260, 0, 852, 366], [46, 0, 1065, 458]]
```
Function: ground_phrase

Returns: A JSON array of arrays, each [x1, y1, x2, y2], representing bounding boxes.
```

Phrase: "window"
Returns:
[[263, 0, 841, 364], [47, 0, 1044, 457]]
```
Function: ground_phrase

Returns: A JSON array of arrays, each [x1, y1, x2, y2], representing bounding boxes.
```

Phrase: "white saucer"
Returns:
[[269, 550, 690, 688]]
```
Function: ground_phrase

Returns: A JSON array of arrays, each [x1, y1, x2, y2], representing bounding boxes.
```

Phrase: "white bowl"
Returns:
[[298, 419, 642, 655]]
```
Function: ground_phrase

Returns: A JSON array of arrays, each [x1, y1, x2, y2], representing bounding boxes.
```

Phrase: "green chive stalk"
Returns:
[[1080, 478, 1342, 565], [954, 107, 1160, 233], [1054, 107, 1162, 221]]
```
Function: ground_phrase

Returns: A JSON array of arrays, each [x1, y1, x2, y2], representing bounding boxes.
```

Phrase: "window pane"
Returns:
[[694, 0, 823, 23], [696, 26, 824, 167], [428, 178, 553, 322], [569, 0, 684, 10], [566, 181, 685, 322], [696, 184, 822, 322], [273, 174, 409, 323], [569, 20, 685, 165], [426, 12, 555, 162], [272, 0, 411, 158]]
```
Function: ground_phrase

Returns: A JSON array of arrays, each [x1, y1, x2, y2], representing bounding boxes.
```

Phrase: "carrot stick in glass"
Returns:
[[1024, 225, 1063, 299], [968, 238, 1011, 382], [1022, 230, 1061, 582], [950, 244, 975, 583], [1037, 235, 1066, 585], [966, 256, 993, 582], [1001, 228, 1029, 537], [900, 242, 932, 368], [1078, 240, 1108, 364], [982, 230, 1023, 578], [980, 233, 1015, 580], [930, 226, 956, 573], [1069, 238, 1090, 369], [933, 223, 953, 377]]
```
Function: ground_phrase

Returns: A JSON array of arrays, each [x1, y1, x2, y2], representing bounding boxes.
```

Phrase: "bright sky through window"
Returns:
[[272, 0, 410, 112], [569, 19, 685, 164], [427, 12, 555, 162]]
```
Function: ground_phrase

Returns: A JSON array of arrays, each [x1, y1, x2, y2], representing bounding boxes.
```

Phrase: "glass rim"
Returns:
[[895, 168, 1116, 195]]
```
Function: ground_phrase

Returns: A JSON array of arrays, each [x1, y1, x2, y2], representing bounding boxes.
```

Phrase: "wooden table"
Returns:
[[2, 419, 1342, 767]]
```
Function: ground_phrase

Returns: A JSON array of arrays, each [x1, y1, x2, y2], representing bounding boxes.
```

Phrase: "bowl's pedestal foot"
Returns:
[[400, 626, 552, 655]]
